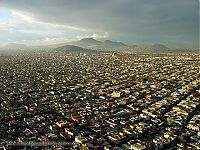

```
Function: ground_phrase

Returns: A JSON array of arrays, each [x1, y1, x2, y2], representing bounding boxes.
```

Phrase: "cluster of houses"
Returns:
[[0, 52, 199, 149]]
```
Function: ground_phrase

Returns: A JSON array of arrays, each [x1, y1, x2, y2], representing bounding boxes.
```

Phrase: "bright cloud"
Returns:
[[11, 10, 35, 23], [11, 10, 84, 31], [76, 32, 110, 40], [0, 8, 89, 44]]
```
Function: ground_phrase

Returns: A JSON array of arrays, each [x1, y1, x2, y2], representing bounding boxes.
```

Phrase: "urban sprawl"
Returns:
[[0, 52, 199, 150]]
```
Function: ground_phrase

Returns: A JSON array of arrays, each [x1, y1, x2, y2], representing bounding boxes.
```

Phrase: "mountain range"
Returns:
[[1, 38, 198, 54], [69, 38, 127, 49], [53, 45, 99, 54]]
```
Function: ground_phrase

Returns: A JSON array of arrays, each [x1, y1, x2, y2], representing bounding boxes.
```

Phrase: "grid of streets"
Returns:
[[0, 52, 199, 149]]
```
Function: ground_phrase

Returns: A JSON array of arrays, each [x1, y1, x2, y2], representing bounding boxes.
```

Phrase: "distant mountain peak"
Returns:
[[69, 38, 127, 49], [104, 40, 112, 42], [76, 38, 102, 45], [103, 40, 126, 47], [152, 44, 169, 49], [80, 38, 97, 41], [53, 44, 98, 54], [79, 38, 103, 44]]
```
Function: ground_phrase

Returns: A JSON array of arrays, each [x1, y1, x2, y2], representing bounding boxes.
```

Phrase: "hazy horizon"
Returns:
[[0, 0, 199, 49]]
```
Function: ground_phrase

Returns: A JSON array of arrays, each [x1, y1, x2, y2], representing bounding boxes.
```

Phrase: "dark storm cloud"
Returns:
[[0, 0, 199, 48]]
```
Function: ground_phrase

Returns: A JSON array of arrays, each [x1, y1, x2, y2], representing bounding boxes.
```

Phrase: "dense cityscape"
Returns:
[[0, 0, 199, 149], [0, 52, 199, 149]]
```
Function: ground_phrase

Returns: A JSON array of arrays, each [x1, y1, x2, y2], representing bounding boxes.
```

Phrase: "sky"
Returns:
[[0, 0, 199, 49]]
